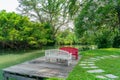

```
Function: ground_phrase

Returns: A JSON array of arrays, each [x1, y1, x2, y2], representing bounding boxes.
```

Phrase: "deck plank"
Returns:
[[3, 56, 80, 79]]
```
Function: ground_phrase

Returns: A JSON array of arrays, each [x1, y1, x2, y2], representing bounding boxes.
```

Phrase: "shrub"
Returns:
[[113, 35, 120, 48], [94, 34, 112, 48]]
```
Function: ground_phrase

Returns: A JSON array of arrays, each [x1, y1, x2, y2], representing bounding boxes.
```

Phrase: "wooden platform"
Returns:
[[3, 56, 80, 80]]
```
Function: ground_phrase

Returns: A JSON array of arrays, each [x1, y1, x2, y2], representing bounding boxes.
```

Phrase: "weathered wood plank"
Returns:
[[3, 72, 37, 80], [3, 56, 80, 80]]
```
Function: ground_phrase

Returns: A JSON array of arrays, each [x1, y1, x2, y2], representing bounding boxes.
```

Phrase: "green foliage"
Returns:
[[0, 10, 53, 50], [113, 35, 120, 48], [56, 29, 77, 45], [95, 36, 111, 48], [17, 0, 80, 44], [68, 0, 79, 18], [74, 0, 120, 48], [93, 27, 114, 48]]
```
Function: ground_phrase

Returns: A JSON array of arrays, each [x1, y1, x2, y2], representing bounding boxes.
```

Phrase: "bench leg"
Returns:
[[3, 72, 9, 80], [68, 59, 72, 66], [68, 62, 69, 66]]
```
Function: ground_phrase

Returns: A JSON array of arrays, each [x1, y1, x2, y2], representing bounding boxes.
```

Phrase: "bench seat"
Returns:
[[45, 49, 72, 66]]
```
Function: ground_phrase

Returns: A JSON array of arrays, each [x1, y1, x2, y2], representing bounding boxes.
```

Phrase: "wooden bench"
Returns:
[[60, 47, 78, 60], [45, 49, 72, 66]]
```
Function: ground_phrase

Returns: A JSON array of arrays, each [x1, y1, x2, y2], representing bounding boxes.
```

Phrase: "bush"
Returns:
[[94, 35, 112, 48], [113, 35, 120, 48], [0, 11, 54, 50]]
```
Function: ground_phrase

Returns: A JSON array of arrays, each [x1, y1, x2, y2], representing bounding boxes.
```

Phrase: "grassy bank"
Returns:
[[66, 48, 120, 80], [0, 50, 44, 79]]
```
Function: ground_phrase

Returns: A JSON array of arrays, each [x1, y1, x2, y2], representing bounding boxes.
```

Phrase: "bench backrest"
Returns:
[[45, 49, 72, 59], [59, 47, 78, 60]]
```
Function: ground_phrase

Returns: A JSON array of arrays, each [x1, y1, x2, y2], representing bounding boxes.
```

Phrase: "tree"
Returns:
[[0, 10, 31, 49], [0, 10, 53, 50], [17, 0, 80, 44], [74, 0, 120, 48], [56, 28, 77, 45]]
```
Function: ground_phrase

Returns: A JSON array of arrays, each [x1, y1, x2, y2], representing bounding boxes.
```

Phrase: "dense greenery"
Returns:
[[1, 0, 120, 49], [75, 0, 120, 48], [56, 29, 78, 45], [0, 10, 53, 50]]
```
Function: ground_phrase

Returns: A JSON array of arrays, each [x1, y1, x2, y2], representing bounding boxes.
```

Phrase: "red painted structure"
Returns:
[[59, 47, 78, 60]]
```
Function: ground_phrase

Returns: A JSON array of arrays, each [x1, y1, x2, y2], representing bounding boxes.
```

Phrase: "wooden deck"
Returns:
[[3, 56, 80, 80]]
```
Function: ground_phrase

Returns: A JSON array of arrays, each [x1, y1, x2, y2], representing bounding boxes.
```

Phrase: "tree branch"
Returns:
[[54, 20, 70, 36]]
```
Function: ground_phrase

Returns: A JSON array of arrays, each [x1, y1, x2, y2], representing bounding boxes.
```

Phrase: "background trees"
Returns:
[[0, 0, 120, 50], [17, 0, 79, 44], [56, 29, 77, 45], [75, 0, 120, 48], [0, 10, 52, 50]]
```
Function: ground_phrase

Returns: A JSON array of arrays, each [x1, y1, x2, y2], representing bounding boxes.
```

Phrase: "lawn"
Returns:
[[0, 50, 44, 80], [66, 48, 120, 80]]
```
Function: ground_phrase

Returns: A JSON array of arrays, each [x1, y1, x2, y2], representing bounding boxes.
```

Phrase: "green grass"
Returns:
[[96, 57, 120, 78], [66, 48, 120, 80], [0, 50, 44, 80]]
